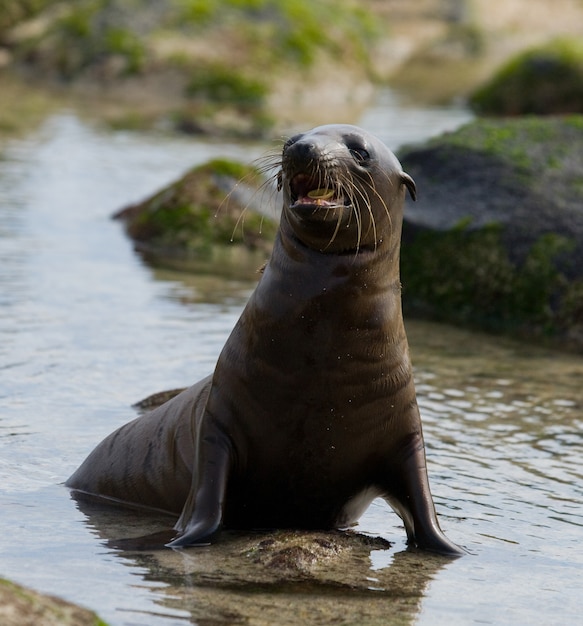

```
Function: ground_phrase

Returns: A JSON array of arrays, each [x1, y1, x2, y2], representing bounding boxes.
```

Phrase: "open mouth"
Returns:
[[289, 173, 348, 208]]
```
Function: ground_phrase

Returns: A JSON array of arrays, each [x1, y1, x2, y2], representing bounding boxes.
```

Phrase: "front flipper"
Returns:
[[167, 416, 232, 549], [382, 435, 464, 557]]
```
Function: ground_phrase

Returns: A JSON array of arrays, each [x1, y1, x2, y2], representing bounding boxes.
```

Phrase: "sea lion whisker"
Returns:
[[363, 173, 391, 238], [252, 153, 285, 195], [321, 206, 345, 251], [336, 168, 357, 205], [354, 205, 364, 255], [229, 205, 248, 243], [253, 148, 283, 171], [213, 168, 279, 243], [234, 150, 285, 218], [340, 171, 375, 252], [253, 174, 282, 214], [335, 170, 365, 253], [214, 156, 274, 216], [228, 193, 277, 242]]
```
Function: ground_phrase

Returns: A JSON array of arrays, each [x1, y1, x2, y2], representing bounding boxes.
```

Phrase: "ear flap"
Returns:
[[401, 172, 417, 201]]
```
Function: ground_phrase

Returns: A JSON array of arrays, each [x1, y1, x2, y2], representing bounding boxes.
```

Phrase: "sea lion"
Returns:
[[67, 124, 463, 556]]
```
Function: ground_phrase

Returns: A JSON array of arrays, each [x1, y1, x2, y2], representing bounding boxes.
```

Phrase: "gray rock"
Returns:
[[398, 116, 583, 348]]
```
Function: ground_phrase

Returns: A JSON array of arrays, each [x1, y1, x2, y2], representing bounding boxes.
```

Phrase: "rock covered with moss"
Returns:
[[0, 578, 107, 626], [398, 116, 583, 350], [114, 158, 278, 272], [470, 38, 583, 115]]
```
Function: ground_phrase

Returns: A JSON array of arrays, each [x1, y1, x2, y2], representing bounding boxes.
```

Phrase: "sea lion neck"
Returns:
[[251, 230, 404, 342], [277, 210, 402, 283]]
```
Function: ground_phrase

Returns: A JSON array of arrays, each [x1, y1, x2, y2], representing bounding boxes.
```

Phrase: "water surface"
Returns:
[[0, 100, 581, 625]]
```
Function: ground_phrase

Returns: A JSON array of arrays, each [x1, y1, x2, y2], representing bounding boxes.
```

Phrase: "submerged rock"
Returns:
[[399, 116, 583, 350], [69, 494, 453, 626]]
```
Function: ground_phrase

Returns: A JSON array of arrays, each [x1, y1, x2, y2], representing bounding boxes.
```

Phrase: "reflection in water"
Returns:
[[407, 321, 583, 571], [151, 266, 257, 306], [72, 496, 449, 626], [0, 111, 582, 625]]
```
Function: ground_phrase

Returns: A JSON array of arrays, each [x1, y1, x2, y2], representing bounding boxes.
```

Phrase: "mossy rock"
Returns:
[[174, 0, 378, 69], [0, 577, 107, 626], [0, 0, 60, 36], [470, 37, 583, 115], [169, 59, 274, 137], [2, 0, 380, 136], [399, 116, 583, 350], [114, 158, 278, 271], [4, 0, 378, 136], [185, 63, 268, 110]]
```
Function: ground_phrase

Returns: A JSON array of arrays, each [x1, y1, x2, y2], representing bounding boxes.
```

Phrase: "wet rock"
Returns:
[[0, 578, 106, 626], [68, 495, 452, 626], [399, 116, 583, 350], [132, 387, 186, 412], [144, 530, 444, 626], [243, 531, 357, 576], [113, 157, 278, 275], [470, 37, 583, 115]]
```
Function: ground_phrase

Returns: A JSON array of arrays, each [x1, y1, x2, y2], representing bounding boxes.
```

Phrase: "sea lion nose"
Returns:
[[285, 137, 340, 171], [288, 140, 320, 161]]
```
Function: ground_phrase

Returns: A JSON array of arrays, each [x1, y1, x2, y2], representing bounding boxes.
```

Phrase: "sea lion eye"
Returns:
[[349, 146, 370, 163]]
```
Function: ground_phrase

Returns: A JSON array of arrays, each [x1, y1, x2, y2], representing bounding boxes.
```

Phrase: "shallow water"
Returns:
[[1, 100, 581, 625]]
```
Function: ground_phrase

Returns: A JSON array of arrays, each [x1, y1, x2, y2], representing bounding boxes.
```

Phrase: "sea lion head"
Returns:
[[278, 124, 416, 254]]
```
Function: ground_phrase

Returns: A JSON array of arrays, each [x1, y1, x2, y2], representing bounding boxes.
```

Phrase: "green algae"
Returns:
[[401, 223, 574, 340], [424, 116, 583, 173], [471, 37, 583, 115], [176, 0, 378, 69], [6, 0, 378, 80], [414, 116, 583, 207]]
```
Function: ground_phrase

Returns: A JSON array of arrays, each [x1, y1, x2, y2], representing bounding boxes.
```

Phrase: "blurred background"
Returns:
[[1, 0, 583, 136]]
